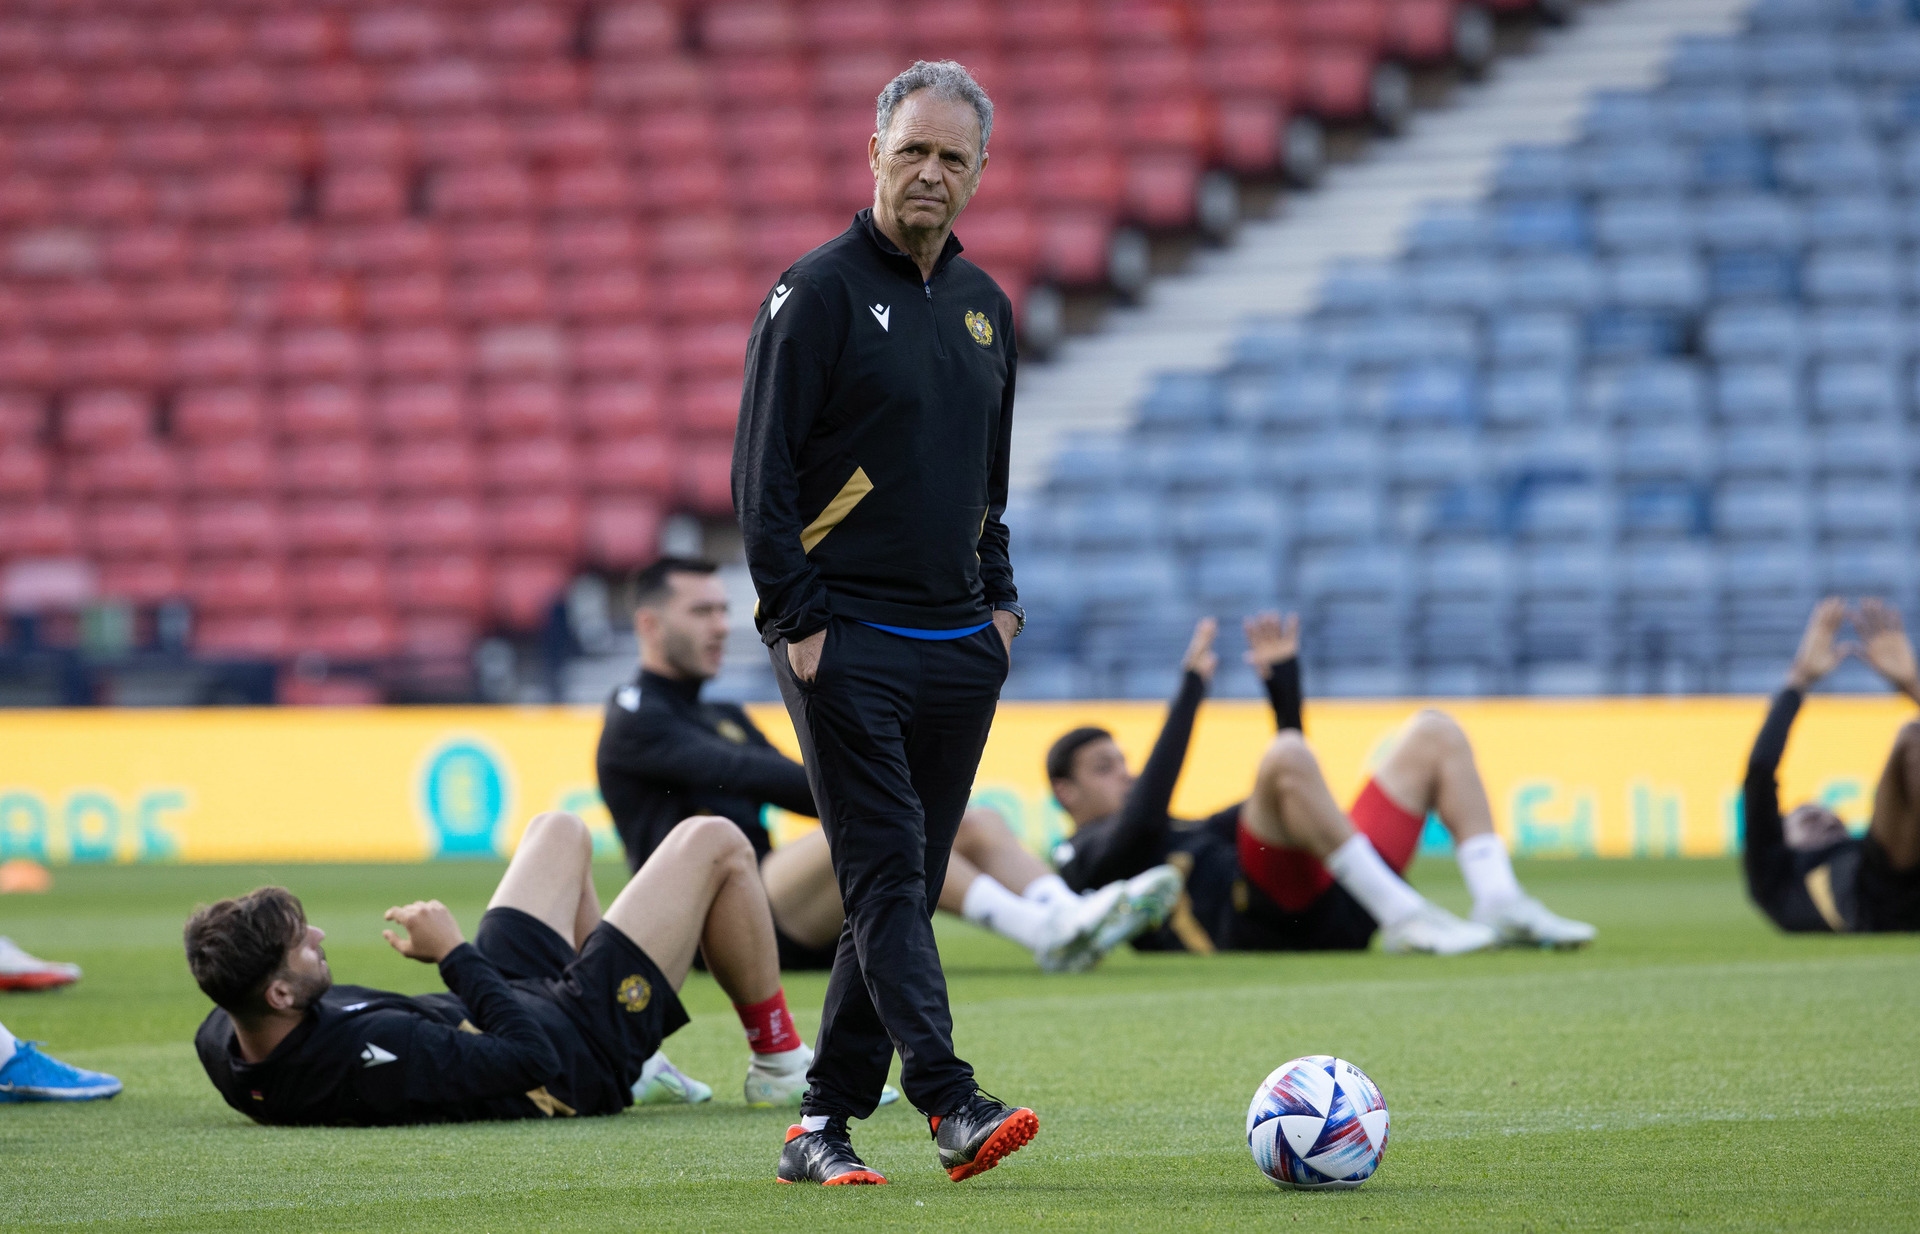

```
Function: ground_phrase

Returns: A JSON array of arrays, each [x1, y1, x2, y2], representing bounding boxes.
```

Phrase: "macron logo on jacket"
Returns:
[[869, 303, 890, 331], [769, 285, 792, 318], [360, 1043, 397, 1068]]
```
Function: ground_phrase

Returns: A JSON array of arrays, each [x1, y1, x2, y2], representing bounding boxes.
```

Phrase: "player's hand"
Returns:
[[991, 608, 1018, 661], [787, 629, 826, 683], [1182, 617, 1218, 682], [1786, 597, 1850, 690], [1853, 598, 1920, 701], [1243, 611, 1300, 679], [383, 900, 464, 964]]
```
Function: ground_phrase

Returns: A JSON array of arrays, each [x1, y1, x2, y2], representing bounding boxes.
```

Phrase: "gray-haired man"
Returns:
[[733, 61, 1037, 1186]]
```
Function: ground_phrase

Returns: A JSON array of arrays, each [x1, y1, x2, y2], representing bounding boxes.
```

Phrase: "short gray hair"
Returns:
[[875, 60, 993, 155]]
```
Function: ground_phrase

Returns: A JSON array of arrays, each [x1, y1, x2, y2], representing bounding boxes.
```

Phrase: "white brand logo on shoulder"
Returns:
[[340, 1001, 369, 1013], [360, 1043, 398, 1068], [869, 303, 890, 332], [616, 685, 640, 712], [768, 285, 792, 318]]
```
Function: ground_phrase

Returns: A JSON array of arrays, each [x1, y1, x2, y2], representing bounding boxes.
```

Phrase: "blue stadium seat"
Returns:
[[1817, 421, 1909, 477], [1000, 654, 1084, 701], [1318, 261, 1407, 316], [1292, 545, 1410, 600], [1719, 421, 1814, 479], [1583, 90, 1664, 141], [1707, 250, 1800, 302], [1807, 305, 1906, 360], [1228, 318, 1318, 370], [1171, 492, 1287, 550], [1494, 145, 1585, 198], [1895, 133, 1920, 191], [1076, 552, 1184, 610], [1233, 364, 1350, 433], [1193, 547, 1282, 606], [1606, 251, 1707, 311], [1776, 137, 1888, 192], [1504, 253, 1603, 311], [1412, 595, 1511, 689], [1745, 0, 1828, 31], [1387, 428, 1482, 488], [1410, 258, 1505, 314], [1495, 199, 1590, 252], [1007, 552, 1083, 626], [1664, 36, 1748, 89], [1758, 85, 1869, 137], [1047, 440, 1135, 493], [1417, 542, 1514, 598], [1281, 430, 1382, 488], [1383, 364, 1479, 427], [1620, 482, 1709, 537], [1404, 203, 1494, 258], [1617, 426, 1714, 483], [1056, 494, 1163, 550], [1418, 483, 1504, 540], [1692, 136, 1775, 192], [1585, 360, 1707, 424], [1490, 311, 1583, 368], [1585, 308, 1687, 360], [1714, 481, 1814, 541], [1294, 488, 1384, 544], [1583, 141, 1690, 195], [1812, 359, 1904, 420], [1695, 194, 1803, 251], [1714, 362, 1805, 423], [1750, 34, 1841, 86], [1593, 195, 1694, 251], [1816, 480, 1907, 538], [1803, 245, 1901, 303], [1514, 482, 1615, 542], [1818, 540, 1916, 600], [1485, 366, 1577, 430], [1704, 305, 1805, 363], [1659, 87, 1755, 140], [1501, 423, 1613, 482], [1136, 372, 1224, 430], [1719, 542, 1816, 601], [1153, 434, 1264, 490], [1805, 193, 1899, 245], [1620, 542, 1715, 599], [1518, 542, 1615, 596]]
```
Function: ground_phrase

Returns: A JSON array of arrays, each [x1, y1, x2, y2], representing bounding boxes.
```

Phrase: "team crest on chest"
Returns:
[[616, 974, 652, 1013], [715, 718, 748, 744], [965, 310, 993, 347]]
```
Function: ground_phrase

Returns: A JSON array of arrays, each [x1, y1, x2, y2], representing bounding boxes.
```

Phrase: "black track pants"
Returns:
[[771, 616, 1007, 1119]]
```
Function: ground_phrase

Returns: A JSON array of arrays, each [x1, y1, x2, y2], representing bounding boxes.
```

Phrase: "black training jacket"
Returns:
[[596, 668, 816, 871], [1742, 688, 1860, 932], [193, 944, 578, 1126], [733, 208, 1018, 644]]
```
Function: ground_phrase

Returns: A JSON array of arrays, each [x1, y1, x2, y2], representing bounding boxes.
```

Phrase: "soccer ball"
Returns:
[[1245, 1055, 1390, 1190]]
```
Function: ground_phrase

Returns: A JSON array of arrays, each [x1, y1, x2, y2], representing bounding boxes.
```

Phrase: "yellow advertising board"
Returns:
[[0, 695, 1908, 865]]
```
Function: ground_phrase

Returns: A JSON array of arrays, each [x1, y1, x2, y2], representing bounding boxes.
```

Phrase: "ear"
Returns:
[[261, 975, 298, 1014], [868, 131, 881, 177]]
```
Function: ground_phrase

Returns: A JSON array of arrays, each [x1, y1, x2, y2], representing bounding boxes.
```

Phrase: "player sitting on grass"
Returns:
[[1743, 597, 1920, 933], [186, 811, 818, 1126], [1046, 614, 1596, 954], [0, 1021, 120, 1103]]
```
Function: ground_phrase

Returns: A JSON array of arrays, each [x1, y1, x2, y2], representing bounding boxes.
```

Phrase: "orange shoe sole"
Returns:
[[0, 973, 75, 991], [947, 1108, 1039, 1182], [776, 1172, 887, 1186]]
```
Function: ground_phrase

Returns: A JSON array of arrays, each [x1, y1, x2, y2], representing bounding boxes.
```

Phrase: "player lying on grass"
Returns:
[[0, 1021, 121, 1103], [187, 810, 877, 1130], [1045, 615, 1595, 954], [1743, 597, 1920, 933], [596, 558, 1179, 995]]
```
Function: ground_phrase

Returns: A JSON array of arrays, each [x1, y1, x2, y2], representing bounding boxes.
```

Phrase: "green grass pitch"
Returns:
[[1, 858, 1916, 1231]]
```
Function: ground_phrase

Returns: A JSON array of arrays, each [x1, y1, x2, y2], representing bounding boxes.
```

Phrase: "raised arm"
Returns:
[[1744, 600, 1846, 902], [1852, 598, 1920, 707], [1244, 612, 1302, 733]]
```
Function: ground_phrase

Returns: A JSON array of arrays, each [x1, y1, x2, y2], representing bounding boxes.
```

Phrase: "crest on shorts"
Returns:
[[616, 974, 652, 1013], [715, 718, 748, 744], [965, 310, 993, 347]]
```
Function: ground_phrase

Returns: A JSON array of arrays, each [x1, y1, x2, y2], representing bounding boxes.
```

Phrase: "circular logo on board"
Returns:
[[420, 739, 508, 859], [965, 310, 994, 347], [617, 975, 652, 1013]]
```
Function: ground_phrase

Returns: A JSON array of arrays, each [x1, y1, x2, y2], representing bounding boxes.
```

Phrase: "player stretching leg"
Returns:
[[187, 811, 812, 1126], [1741, 598, 1920, 933], [1048, 615, 1594, 955]]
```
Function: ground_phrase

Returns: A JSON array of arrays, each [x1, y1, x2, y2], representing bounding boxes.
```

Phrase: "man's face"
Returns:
[[636, 572, 730, 681], [869, 90, 984, 241], [1053, 737, 1133, 824], [1784, 803, 1850, 850], [272, 924, 331, 1012]]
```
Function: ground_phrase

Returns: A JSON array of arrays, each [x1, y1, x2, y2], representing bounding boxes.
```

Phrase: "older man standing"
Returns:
[[733, 61, 1034, 1186]]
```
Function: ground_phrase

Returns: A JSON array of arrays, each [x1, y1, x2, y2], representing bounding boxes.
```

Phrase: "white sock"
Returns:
[[1021, 873, 1077, 908], [1323, 834, 1426, 928], [750, 1044, 809, 1072], [1456, 833, 1522, 912], [800, 1114, 831, 1132], [0, 1021, 14, 1069], [961, 874, 1055, 952]]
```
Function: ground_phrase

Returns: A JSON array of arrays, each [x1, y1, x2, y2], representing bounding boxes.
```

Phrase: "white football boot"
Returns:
[[1032, 882, 1128, 973], [632, 1051, 712, 1105], [744, 1043, 900, 1108], [1091, 864, 1184, 954], [0, 937, 80, 991], [1378, 902, 1499, 955], [1473, 895, 1597, 948]]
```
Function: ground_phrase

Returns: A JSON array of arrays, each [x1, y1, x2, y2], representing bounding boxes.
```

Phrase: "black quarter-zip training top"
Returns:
[[732, 208, 1018, 645]]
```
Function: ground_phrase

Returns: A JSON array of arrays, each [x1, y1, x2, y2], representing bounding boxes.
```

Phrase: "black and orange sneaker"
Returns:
[[930, 1090, 1039, 1181], [776, 1123, 887, 1186]]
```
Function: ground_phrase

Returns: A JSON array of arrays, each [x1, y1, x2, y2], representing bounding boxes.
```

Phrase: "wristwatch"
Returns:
[[992, 602, 1026, 638]]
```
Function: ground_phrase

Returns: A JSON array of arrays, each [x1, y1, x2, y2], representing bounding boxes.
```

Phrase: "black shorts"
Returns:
[[1854, 835, 1920, 932], [775, 927, 839, 972], [1223, 879, 1381, 952], [474, 908, 689, 1110]]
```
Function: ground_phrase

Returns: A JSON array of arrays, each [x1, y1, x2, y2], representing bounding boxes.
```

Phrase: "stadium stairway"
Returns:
[[1008, 0, 1754, 495]]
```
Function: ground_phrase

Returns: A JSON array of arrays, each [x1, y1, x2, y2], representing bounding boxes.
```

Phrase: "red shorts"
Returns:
[[1236, 779, 1426, 913]]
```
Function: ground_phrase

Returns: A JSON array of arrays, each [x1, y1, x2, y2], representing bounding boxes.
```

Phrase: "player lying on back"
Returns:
[[1742, 598, 1920, 933], [1045, 614, 1595, 954], [186, 811, 823, 1127]]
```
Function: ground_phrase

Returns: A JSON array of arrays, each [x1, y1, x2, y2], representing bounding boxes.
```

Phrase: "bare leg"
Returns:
[[1369, 710, 1494, 843], [489, 812, 596, 946], [1869, 720, 1920, 871], [951, 806, 1053, 894], [603, 815, 780, 1004], [1241, 732, 1357, 858], [759, 829, 845, 950], [935, 851, 986, 914]]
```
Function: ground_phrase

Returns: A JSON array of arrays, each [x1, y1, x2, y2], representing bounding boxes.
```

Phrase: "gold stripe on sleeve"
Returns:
[[1804, 863, 1848, 932], [800, 466, 873, 553]]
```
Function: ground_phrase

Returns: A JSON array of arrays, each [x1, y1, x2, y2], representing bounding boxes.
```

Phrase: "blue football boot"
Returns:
[[0, 1041, 122, 1102]]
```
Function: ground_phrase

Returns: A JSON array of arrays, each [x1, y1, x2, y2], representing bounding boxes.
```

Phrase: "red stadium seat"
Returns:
[[583, 434, 674, 495], [104, 224, 190, 278], [276, 382, 369, 441], [1121, 96, 1217, 159], [1217, 98, 1287, 173], [678, 440, 736, 515], [453, 267, 551, 323], [391, 552, 490, 614], [88, 66, 185, 118], [0, 335, 55, 390], [1004, 1, 1098, 47], [84, 499, 180, 559], [372, 327, 469, 380], [195, 223, 319, 279], [384, 59, 499, 114], [583, 495, 663, 568], [361, 271, 451, 325], [273, 328, 366, 384], [350, 8, 447, 61], [186, 63, 278, 115], [398, 611, 479, 658], [0, 445, 51, 501], [416, 115, 516, 164], [296, 611, 399, 660], [554, 268, 649, 322], [0, 503, 80, 557], [173, 385, 268, 443], [172, 329, 266, 384], [488, 493, 582, 555], [654, 216, 739, 268], [499, 61, 585, 110], [539, 162, 635, 215], [958, 207, 1042, 277], [702, 4, 802, 54], [571, 323, 664, 379], [1124, 153, 1201, 228], [1299, 46, 1375, 120], [904, 0, 998, 47], [0, 391, 44, 443], [484, 6, 574, 59], [478, 379, 569, 436], [1299, 0, 1390, 50], [97, 556, 184, 605], [183, 439, 275, 495], [189, 556, 288, 613], [1028, 151, 1124, 212], [194, 612, 293, 659], [66, 171, 156, 223], [38, 281, 133, 334], [577, 379, 662, 436], [293, 555, 388, 610], [117, 122, 214, 173], [1204, 41, 1305, 105], [661, 268, 755, 322], [320, 167, 408, 222], [185, 497, 285, 557], [188, 168, 297, 225], [319, 115, 412, 166], [211, 121, 315, 172], [60, 389, 151, 450], [374, 380, 468, 438], [0, 173, 58, 228], [387, 495, 485, 553], [432, 162, 536, 219], [384, 436, 480, 495], [1039, 213, 1112, 285], [668, 323, 750, 380], [743, 212, 841, 276], [518, 111, 617, 165], [491, 554, 571, 629], [811, 49, 896, 103], [272, 277, 355, 327], [16, 120, 112, 171], [713, 55, 810, 106], [286, 497, 383, 554], [593, 4, 681, 58], [676, 376, 746, 437], [138, 279, 232, 332], [1197, 0, 1296, 41], [474, 323, 568, 378], [322, 220, 446, 273], [547, 216, 646, 268], [255, 12, 348, 66], [68, 440, 180, 498], [484, 436, 577, 492], [447, 219, 542, 268], [57, 332, 165, 389], [640, 161, 730, 214], [282, 439, 378, 496], [802, 2, 890, 51]]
